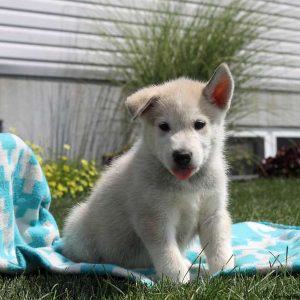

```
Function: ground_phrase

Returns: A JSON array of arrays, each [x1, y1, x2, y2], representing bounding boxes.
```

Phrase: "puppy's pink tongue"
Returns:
[[172, 169, 193, 181]]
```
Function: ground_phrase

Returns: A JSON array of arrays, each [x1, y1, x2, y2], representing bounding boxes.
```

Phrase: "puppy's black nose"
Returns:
[[173, 150, 192, 167]]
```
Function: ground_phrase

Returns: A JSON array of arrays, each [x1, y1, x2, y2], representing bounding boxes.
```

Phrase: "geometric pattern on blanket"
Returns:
[[0, 133, 299, 285]]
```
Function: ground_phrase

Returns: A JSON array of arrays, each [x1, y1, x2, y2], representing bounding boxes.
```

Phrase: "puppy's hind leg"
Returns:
[[63, 203, 96, 263]]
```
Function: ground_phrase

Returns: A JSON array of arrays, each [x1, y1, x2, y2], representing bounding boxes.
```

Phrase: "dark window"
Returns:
[[277, 137, 300, 149], [226, 137, 265, 175]]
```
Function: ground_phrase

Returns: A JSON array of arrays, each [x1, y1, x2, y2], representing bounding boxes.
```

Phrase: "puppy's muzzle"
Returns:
[[172, 150, 192, 168]]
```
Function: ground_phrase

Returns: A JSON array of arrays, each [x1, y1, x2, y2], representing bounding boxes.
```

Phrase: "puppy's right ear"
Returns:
[[125, 87, 159, 120]]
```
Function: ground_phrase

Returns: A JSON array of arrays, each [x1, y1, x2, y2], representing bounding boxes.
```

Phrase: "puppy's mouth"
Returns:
[[171, 168, 194, 181]]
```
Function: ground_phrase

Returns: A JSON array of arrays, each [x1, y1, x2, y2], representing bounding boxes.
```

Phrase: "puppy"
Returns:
[[63, 63, 235, 282]]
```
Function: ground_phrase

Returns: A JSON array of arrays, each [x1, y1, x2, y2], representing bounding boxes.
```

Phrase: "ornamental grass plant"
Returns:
[[110, 0, 268, 126]]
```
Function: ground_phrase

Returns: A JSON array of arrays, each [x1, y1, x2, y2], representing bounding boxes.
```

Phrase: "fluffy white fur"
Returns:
[[63, 63, 235, 282]]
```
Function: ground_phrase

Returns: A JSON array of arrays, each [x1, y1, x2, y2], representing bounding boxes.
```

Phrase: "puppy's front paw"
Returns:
[[184, 258, 192, 269], [208, 254, 235, 274], [179, 269, 190, 283], [164, 267, 190, 283], [224, 255, 235, 270], [157, 257, 190, 283]]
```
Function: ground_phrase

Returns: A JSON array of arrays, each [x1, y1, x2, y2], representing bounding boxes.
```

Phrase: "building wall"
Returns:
[[0, 77, 128, 160], [0, 0, 300, 90], [234, 89, 300, 157], [1, 77, 299, 160], [0, 0, 300, 160]]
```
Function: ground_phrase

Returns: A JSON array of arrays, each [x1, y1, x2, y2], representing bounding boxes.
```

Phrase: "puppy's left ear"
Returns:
[[125, 87, 159, 120], [203, 63, 234, 111]]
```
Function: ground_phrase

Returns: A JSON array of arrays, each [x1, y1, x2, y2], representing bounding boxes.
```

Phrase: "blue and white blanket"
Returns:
[[0, 133, 299, 285]]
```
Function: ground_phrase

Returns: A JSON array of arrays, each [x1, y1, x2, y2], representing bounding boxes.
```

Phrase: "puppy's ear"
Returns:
[[203, 63, 234, 111], [125, 87, 159, 120]]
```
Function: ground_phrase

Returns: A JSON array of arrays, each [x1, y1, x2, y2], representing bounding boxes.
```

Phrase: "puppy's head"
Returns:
[[126, 63, 234, 181]]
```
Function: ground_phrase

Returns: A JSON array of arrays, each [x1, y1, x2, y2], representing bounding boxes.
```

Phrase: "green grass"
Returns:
[[230, 178, 300, 225], [1, 178, 300, 299]]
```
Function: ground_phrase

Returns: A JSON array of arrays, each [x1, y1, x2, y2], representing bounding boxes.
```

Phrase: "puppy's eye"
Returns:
[[159, 122, 170, 132], [194, 120, 206, 130]]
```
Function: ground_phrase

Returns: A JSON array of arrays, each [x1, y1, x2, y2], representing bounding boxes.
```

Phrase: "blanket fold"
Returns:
[[0, 133, 299, 285]]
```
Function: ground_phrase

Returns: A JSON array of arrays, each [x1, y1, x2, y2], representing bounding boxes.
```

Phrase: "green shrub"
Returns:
[[259, 143, 300, 177], [27, 142, 99, 199]]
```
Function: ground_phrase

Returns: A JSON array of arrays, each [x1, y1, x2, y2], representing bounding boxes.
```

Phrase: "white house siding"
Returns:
[[0, 77, 127, 160], [0, 0, 300, 160]]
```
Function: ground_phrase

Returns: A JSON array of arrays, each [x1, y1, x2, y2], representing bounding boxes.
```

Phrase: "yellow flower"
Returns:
[[9, 127, 17, 134], [89, 170, 96, 176], [63, 144, 71, 151], [63, 165, 70, 172], [68, 181, 76, 187], [81, 159, 88, 167], [57, 184, 65, 192]]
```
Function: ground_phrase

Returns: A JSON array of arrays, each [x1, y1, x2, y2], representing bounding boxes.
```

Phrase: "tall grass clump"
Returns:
[[44, 83, 126, 163], [111, 0, 267, 126]]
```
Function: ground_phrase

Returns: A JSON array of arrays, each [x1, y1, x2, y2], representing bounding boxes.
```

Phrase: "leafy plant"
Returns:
[[44, 156, 99, 199], [26, 141, 100, 199], [25, 140, 44, 165], [259, 143, 300, 177], [110, 0, 267, 127]]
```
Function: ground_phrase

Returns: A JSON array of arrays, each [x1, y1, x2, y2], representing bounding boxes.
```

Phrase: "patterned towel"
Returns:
[[0, 133, 299, 285]]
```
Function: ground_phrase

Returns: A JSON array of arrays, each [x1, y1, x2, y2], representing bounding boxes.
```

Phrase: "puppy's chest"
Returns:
[[170, 194, 201, 247]]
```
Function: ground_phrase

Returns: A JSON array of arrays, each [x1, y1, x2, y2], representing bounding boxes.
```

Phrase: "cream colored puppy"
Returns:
[[63, 63, 235, 282]]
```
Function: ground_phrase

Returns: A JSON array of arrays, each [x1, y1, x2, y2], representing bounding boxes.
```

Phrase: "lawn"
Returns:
[[0, 178, 299, 299]]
